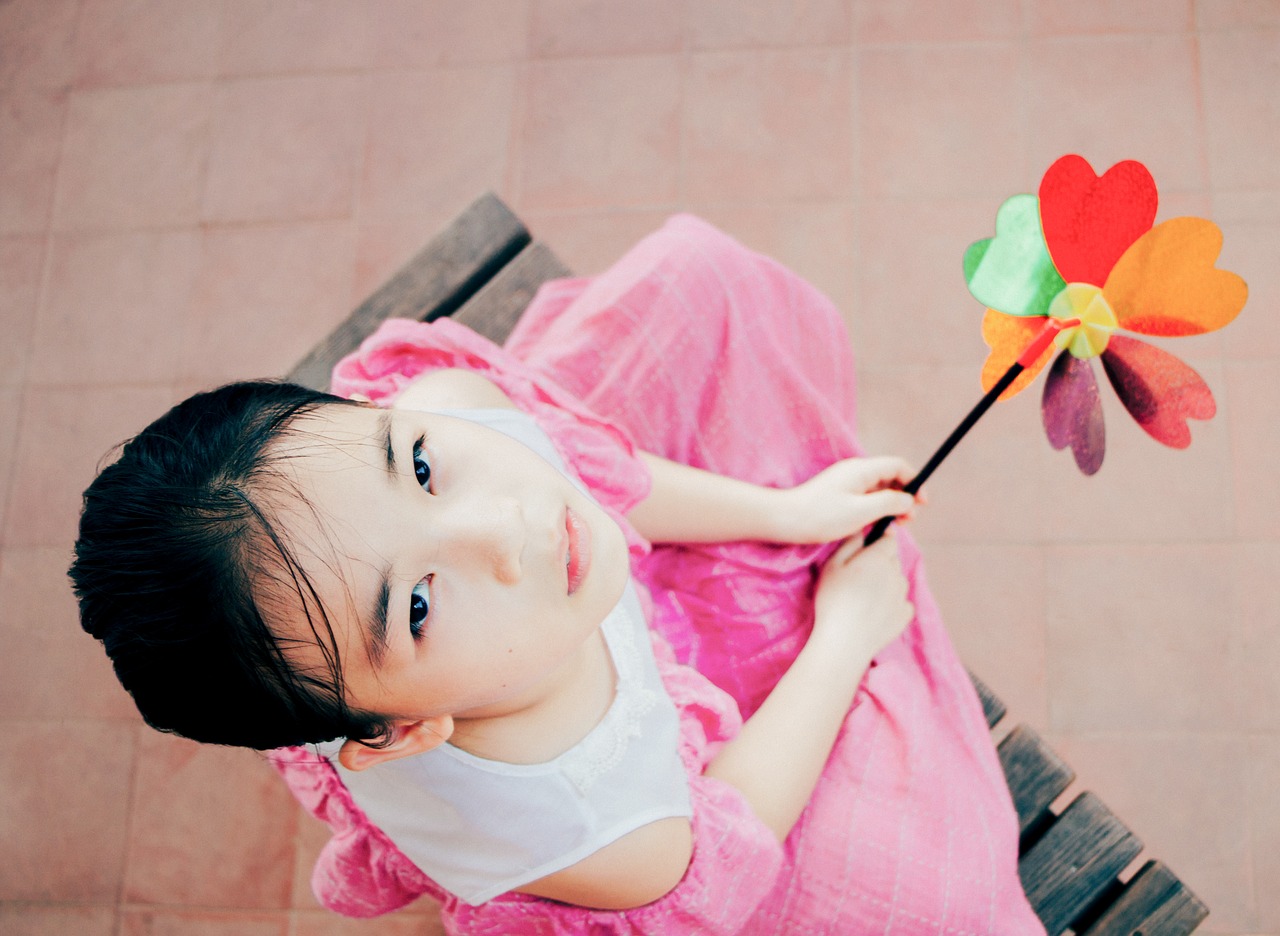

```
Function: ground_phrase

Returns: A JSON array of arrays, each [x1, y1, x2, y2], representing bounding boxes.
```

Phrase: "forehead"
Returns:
[[254, 404, 386, 667]]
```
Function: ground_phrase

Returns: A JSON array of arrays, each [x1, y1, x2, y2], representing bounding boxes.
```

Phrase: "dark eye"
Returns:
[[413, 438, 431, 490], [409, 578, 430, 638]]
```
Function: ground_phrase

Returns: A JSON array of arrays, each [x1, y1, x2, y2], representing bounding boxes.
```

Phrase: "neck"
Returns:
[[449, 628, 616, 764]]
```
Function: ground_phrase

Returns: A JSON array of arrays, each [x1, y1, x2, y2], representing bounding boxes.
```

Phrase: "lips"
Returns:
[[565, 507, 591, 595]]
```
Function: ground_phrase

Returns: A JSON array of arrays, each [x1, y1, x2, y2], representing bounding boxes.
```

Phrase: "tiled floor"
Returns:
[[1, 1, 1276, 933]]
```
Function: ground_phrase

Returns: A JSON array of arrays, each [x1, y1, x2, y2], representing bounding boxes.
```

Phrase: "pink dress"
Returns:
[[271, 215, 1045, 935]]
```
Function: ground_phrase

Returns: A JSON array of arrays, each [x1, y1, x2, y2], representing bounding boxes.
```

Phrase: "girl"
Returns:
[[71, 216, 1043, 934]]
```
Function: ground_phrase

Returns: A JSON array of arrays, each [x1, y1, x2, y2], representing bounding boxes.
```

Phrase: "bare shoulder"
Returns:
[[515, 816, 693, 910], [392, 368, 516, 412]]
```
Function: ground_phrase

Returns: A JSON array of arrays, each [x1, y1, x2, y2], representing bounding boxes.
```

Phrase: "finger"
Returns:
[[859, 457, 920, 493], [860, 489, 917, 522]]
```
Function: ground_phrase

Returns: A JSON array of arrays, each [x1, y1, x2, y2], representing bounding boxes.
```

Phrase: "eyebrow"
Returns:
[[365, 408, 396, 667], [367, 572, 391, 668], [376, 408, 395, 476]]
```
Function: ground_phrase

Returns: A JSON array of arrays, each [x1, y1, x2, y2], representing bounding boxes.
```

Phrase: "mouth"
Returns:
[[565, 507, 591, 595]]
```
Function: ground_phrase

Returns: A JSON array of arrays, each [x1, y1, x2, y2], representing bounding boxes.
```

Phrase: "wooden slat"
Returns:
[[1020, 792, 1144, 936], [287, 193, 529, 390], [1081, 861, 1208, 936], [998, 724, 1076, 840], [968, 669, 1006, 729], [452, 241, 571, 346]]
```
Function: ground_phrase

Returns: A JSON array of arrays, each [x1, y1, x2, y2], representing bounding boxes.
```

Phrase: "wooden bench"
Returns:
[[288, 193, 1210, 936]]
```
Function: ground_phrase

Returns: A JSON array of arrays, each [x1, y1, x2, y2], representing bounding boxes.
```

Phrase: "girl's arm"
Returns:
[[705, 532, 913, 840], [628, 451, 920, 545]]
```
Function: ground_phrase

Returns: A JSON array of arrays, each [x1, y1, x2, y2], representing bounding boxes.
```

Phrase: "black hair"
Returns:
[[68, 380, 394, 751]]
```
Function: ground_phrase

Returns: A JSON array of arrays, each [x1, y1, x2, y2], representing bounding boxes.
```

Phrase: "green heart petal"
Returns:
[[965, 193, 1065, 318]]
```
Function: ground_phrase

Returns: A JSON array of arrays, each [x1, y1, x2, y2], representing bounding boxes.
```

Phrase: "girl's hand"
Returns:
[[774, 456, 921, 545], [812, 532, 913, 660]]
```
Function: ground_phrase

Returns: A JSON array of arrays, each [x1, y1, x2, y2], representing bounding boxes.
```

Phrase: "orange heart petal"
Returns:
[[981, 309, 1055, 399], [1103, 217, 1248, 336]]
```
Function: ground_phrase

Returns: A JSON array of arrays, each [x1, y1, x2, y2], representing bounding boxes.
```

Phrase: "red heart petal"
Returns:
[[1038, 155, 1158, 287]]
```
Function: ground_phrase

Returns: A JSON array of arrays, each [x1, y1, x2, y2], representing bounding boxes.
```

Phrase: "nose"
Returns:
[[434, 495, 524, 584]]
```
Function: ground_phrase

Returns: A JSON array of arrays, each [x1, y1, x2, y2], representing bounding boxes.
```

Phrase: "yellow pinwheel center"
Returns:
[[1048, 283, 1117, 359]]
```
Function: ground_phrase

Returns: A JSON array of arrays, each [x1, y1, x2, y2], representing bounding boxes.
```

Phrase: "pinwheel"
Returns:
[[865, 155, 1248, 545]]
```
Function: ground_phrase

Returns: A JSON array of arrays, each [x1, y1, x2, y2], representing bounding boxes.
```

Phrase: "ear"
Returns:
[[338, 715, 454, 772]]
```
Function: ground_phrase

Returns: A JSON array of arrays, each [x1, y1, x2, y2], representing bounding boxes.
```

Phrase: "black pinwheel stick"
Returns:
[[862, 316, 1078, 547]]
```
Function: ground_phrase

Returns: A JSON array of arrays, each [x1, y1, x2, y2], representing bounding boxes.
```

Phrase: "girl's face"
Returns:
[[260, 403, 630, 726]]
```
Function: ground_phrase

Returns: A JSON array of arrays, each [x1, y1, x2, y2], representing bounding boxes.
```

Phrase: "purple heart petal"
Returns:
[[1100, 334, 1216, 449], [1042, 351, 1106, 475]]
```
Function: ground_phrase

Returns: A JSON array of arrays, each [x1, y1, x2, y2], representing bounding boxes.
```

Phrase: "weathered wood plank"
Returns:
[[1020, 792, 1144, 936], [1080, 860, 1208, 936], [452, 241, 571, 347], [287, 193, 529, 390], [968, 669, 1006, 729], [998, 724, 1076, 840]]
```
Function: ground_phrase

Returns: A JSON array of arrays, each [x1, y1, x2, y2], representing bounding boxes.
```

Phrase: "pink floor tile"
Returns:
[[124, 731, 298, 908], [854, 0, 1021, 43], [52, 84, 210, 232], [183, 221, 356, 384], [0, 905, 116, 936], [683, 49, 853, 202], [118, 909, 289, 936], [530, 0, 684, 57], [202, 75, 365, 224], [1051, 733, 1255, 932], [1201, 29, 1280, 191], [1027, 0, 1194, 35], [1237, 542, 1280, 733], [359, 68, 517, 222], [687, 0, 852, 48], [519, 56, 681, 210], [0, 389, 21, 536], [0, 88, 65, 235], [4, 385, 182, 548], [1044, 544, 1239, 733], [31, 230, 199, 386], [0, 0, 80, 90], [856, 43, 1027, 199], [73, 0, 219, 88], [852, 196, 1001, 369], [1215, 198, 1280, 359], [364, 0, 530, 67], [925, 543, 1050, 726], [0, 235, 45, 386], [1248, 737, 1280, 931], [1025, 35, 1207, 195], [1197, 0, 1280, 28], [0, 546, 138, 720], [0, 719, 136, 901], [522, 208, 675, 275], [1226, 360, 1280, 540], [218, 0, 367, 77]]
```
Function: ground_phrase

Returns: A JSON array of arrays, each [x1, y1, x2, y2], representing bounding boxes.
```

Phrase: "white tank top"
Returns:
[[317, 408, 691, 905]]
